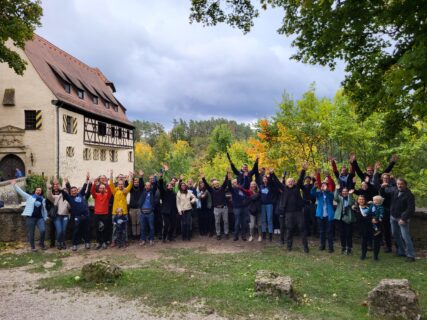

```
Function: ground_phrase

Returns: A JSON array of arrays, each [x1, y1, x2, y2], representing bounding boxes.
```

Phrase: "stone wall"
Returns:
[[0, 177, 26, 205]]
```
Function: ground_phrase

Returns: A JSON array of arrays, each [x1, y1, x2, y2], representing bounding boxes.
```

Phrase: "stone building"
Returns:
[[0, 34, 134, 184]]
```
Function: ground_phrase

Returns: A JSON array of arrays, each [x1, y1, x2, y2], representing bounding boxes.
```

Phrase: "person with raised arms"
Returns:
[[11, 179, 48, 252]]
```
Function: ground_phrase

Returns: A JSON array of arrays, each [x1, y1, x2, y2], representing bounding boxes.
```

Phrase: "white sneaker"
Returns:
[[149, 240, 154, 245], [248, 236, 253, 242], [258, 236, 262, 242], [139, 241, 146, 246], [72, 245, 77, 251]]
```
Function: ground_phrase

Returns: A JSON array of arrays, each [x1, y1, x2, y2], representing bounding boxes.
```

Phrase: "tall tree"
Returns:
[[1, 0, 43, 75], [190, 0, 427, 137]]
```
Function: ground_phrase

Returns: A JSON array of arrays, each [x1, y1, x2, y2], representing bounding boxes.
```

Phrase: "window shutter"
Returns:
[[35, 110, 42, 129], [72, 117, 78, 134], [63, 115, 67, 132]]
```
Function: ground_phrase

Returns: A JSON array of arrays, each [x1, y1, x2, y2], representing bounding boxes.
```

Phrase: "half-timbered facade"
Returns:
[[0, 35, 134, 183]]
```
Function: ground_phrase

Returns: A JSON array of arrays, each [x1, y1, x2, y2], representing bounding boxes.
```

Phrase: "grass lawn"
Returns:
[[0, 251, 69, 272], [37, 244, 427, 319]]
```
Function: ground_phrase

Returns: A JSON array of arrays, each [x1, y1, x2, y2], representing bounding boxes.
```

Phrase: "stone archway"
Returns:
[[0, 154, 25, 180]]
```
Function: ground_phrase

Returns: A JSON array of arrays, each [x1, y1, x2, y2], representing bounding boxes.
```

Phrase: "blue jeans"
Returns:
[[140, 211, 154, 241], [54, 215, 69, 244], [234, 207, 248, 239], [261, 204, 273, 233], [318, 218, 334, 250], [181, 210, 192, 240], [390, 216, 415, 258], [26, 217, 45, 249]]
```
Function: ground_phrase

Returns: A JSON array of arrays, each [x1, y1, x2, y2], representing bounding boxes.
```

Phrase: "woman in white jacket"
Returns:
[[176, 182, 197, 241], [11, 179, 48, 251]]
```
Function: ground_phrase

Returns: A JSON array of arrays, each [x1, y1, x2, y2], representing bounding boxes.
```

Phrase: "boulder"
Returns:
[[81, 260, 123, 283], [368, 279, 420, 320], [254, 270, 294, 299]]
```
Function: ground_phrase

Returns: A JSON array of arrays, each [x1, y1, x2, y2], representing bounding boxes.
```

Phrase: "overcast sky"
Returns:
[[37, 0, 345, 128]]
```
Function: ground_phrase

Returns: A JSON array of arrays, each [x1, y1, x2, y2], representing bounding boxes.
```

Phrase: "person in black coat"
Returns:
[[158, 174, 178, 242], [350, 153, 397, 186], [380, 178, 416, 262], [275, 162, 309, 253]]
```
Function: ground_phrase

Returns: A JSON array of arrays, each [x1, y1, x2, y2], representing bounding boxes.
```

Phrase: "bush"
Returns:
[[26, 174, 47, 195], [81, 260, 123, 283]]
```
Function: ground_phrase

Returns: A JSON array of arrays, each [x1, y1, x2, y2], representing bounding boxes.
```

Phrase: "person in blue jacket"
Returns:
[[311, 180, 335, 253], [61, 174, 91, 251], [11, 179, 48, 251]]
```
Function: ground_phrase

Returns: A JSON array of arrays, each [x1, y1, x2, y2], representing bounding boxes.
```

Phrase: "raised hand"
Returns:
[[349, 189, 355, 194], [109, 169, 113, 178], [391, 154, 398, 162], [86, 172, 90, 181], [374, 161, 381, 170], [162, 163, 169, 172], [139, 170, 144, 177], [302, 161, 308, 170], [349, 153, 356, 163]]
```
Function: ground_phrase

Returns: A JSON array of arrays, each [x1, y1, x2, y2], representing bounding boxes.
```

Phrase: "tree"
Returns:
[[189, 0, 427, 137], [207, 124, 233, 159], [1, 0, 43, 75], [132, 120, 165, 145]]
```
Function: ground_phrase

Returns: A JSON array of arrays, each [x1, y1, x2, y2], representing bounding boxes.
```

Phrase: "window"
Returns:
[[93, 149, 100, 160], [118, 128, 122, 139], [109, 150, 118, 162], [126, 129, 130, 139], [77, 89, 84, 99], [25, 110, 37, 130], [63, 115, 77, 134], [128, 151, 133, 162], [98, 122, 106, 136], [111, 126, 116, 137], [100, 149, 106, 161], [83, 148, 91, 160], [66, 146, 74, 158], [64, 82, 71, 93], [105, 101, 110, 109], [93, 96, 98, 104], [112, 104, 118, 112]]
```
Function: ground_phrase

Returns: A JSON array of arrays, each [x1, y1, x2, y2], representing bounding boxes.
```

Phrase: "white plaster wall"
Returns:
[[0, 46, 57, 177]]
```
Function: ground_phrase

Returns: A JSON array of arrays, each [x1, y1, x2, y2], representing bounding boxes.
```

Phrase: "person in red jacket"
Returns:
[[91, 177, 112, 249]]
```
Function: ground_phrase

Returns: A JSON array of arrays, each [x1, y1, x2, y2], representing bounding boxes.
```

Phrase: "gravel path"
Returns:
[[0, 237, 267, 320]]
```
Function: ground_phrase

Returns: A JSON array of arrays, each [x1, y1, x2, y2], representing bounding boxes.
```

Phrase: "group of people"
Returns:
[[11, 152, 417, 262]]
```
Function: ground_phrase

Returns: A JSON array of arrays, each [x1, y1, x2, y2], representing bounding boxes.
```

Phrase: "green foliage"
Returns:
[[207, 124, 233, 159], [26, 174, 47, 195], [132, 120, 165, 145], [189, 0, 427, 137], [39, 246, 427, 319], [0, 0, 43, 75]]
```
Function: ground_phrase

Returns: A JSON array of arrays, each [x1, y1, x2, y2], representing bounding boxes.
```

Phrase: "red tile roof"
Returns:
[[24, 34, 133, 126]]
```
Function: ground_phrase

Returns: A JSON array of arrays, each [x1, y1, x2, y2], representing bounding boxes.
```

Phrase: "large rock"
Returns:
[[81, 260, 123, 283], [368, 279, 421, 320], [254, 270, 294, 299]]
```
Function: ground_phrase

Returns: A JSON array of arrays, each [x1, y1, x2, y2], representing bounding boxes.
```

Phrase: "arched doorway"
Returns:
[[0, 154, 25, 180]]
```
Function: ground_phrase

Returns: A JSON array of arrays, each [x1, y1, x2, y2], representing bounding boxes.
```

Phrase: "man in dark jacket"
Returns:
[[138, 180, 157, 245], [276, 162, 309, 253], [158, 174, 178, 242], [380, 178, 416, 262], [226, 153, 259, 189], [351, 153, 397, 186], [202, 173, 229, 240], [129, 171, 144, 240]]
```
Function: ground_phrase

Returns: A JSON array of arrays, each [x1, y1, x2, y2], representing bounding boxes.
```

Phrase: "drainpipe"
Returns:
[[51, 100, 63, 179]]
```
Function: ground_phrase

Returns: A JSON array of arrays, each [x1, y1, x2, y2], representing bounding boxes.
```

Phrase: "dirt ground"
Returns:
[[0, 236, 277, 320]]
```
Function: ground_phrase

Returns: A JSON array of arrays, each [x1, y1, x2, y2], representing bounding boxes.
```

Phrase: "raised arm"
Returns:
[[158, 177, 165, 195], [91, 182, 97, 199], [383, 154, 397, 174], [221, 174, 229, 190], [11, 181, 31, 200], [249, 156, 259, 176], [331, 159, 340, 181], [226, 152, 240, 176]]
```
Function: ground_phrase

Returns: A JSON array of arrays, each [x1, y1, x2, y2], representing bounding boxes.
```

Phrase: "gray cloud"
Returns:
[[37, 0, 345, 128]]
